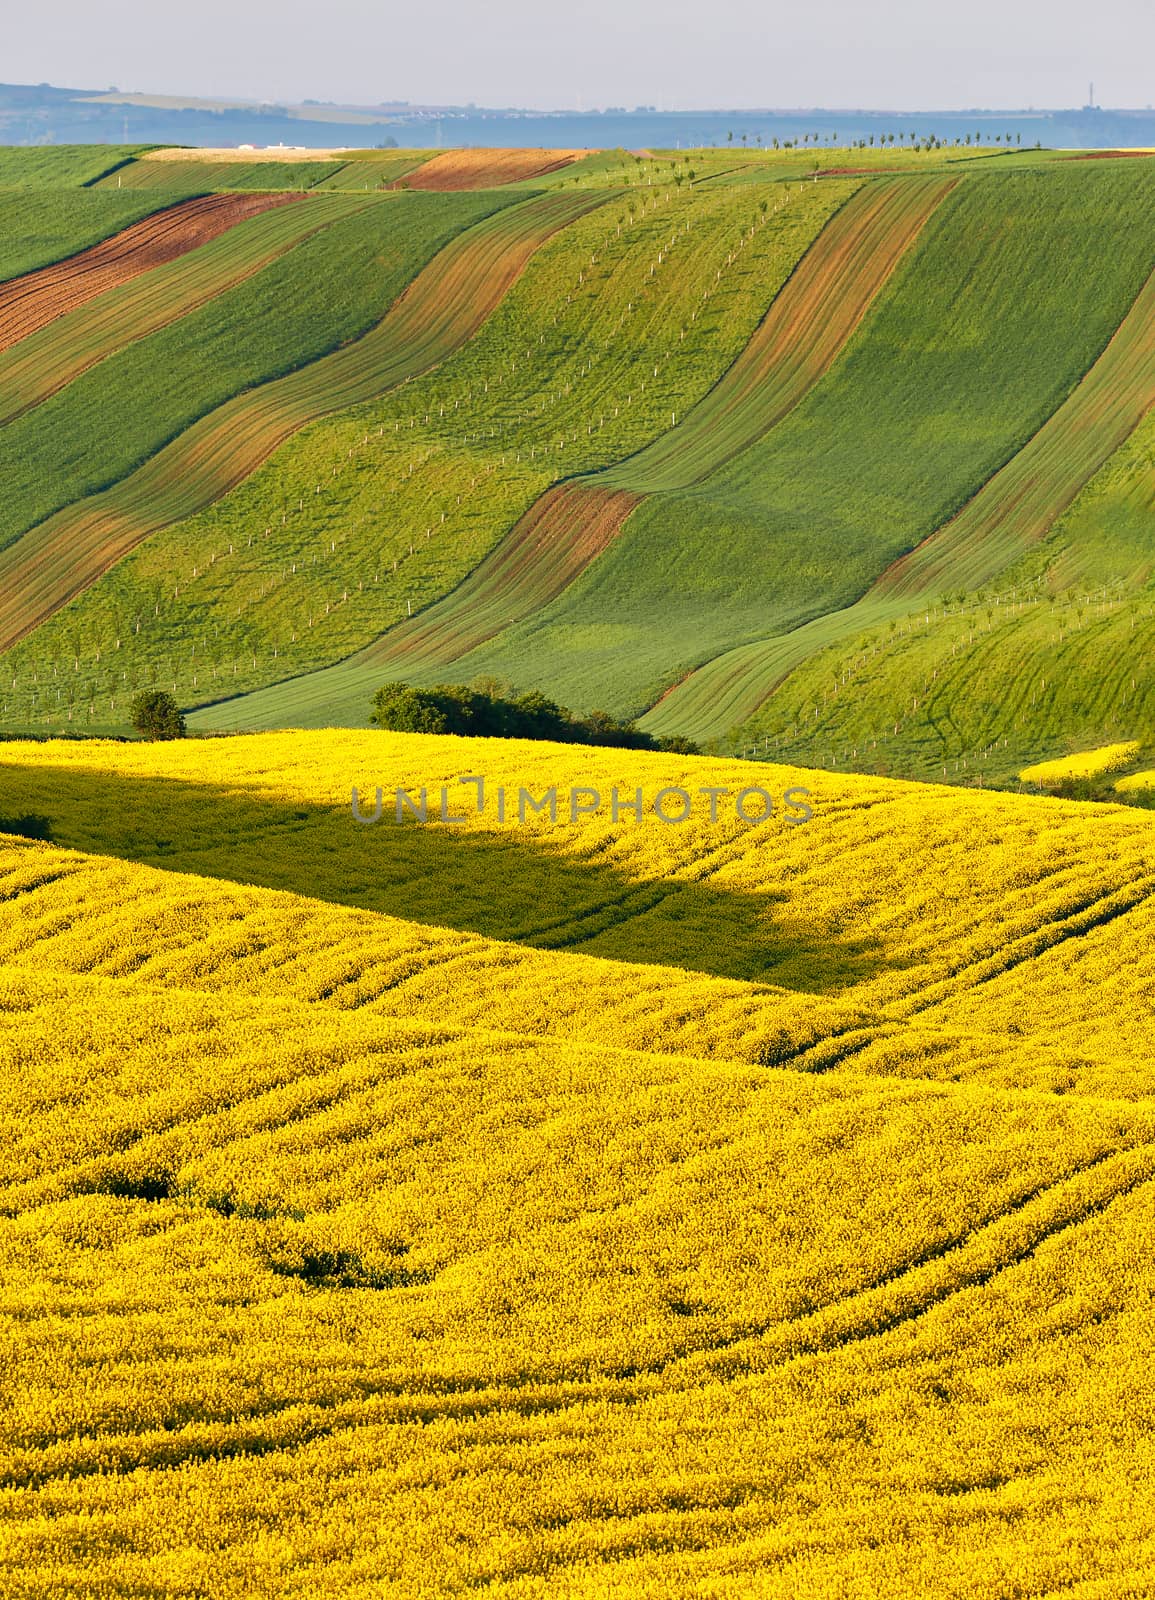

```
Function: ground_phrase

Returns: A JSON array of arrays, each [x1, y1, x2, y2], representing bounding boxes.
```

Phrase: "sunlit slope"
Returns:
[[0, 180, 858, 732], [0, 192, 300, 356], [1, 731, 1153, 1089], [703, 350, 1155, 778], [398, 148, 589, 188], [281, 176, 949, 703], [459, 163, 1155, 719], [653, 226, 1155, 747], [0, 144, 147, 187], [0, 190, 595, 663], [0, 186, 200, 284], [0, 730, 1153, 1594], [0, 195, 364, 424], [0, 192, 505, 566]]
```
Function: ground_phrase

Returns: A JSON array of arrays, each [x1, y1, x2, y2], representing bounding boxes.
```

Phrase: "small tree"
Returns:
[[130, 690, 185, 740]]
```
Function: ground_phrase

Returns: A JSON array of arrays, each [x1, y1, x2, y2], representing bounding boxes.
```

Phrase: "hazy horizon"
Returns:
[[7, 0, 1154, 116]]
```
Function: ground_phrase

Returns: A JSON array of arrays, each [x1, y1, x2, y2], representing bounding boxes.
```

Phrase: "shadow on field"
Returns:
[[0, 761, 894, 991]]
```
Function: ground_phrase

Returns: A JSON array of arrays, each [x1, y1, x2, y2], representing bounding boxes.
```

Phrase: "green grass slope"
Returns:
[[96, 157, 348, 190], [255, 175, 952, 710], [453, 163, 1155, 719], [0, 143, 149, 187], [0, 190, 602, 702], [645, 186, 1155, 750], [722, 400, 1155, 783], [0, 193, 502, 560], [0, 196, 365, 425], [0, 179, 858, 733]]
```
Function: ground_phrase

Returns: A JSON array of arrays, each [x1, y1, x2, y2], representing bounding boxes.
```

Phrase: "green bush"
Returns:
[[130, 690, 186, 741], [371, 681, 696, 753]]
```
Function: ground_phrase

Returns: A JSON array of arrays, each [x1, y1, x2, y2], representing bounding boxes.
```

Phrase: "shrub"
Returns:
[[130, 690, 186, 741], [371, 682, 698, 753]]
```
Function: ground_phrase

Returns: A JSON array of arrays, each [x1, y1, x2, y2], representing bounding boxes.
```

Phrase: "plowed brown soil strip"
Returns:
[[0, 193, 301, 355], [1062, 150, 1155, 161], [397, 149, 588, 191], [359, 177, 956, 680], [0, 191, 603, 653], [362, 483, 640, 671]]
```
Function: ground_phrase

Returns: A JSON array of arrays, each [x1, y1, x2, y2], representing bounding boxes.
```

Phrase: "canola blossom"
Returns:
[[1019, 739, 1140, 784], [0, 731, 1153, 1595]]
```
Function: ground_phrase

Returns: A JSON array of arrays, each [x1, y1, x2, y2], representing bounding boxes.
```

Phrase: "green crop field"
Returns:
[[0, 145, 1151, 787], [0, 187, 197, 283], [0, 195, 499, 561], [0, 197, 364, 424], [0, 176, 855, 730], [0, 143, 149, 186], [97, 156, 349, 190], [450, 163, 1155, 721]]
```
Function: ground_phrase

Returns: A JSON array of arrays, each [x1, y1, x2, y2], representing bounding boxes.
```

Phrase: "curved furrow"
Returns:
[[0, 193, 299, 355], [0, 198, 370, 426], [0, 190, 604, 653], [312, 177, 953, 695], [357, 483, 642, 674], [397, 149, 589, 190], [643, 251, 1155, 741]]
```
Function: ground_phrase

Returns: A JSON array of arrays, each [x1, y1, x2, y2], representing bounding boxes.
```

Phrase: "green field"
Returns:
[[96, 157, 349, 190], [0, 197, 362, 424], [0, 145, 1152, 786], [1, 177, 856, 729], [450, 164, 1155, 719], [0, 187, 194, 283], [0, 143, 149, 187]]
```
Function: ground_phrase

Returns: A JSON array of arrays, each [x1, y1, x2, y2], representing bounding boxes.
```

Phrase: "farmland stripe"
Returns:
[[642, 251, 1155, 740], [327, 176, 955, 686], [0, 190, 606, 653], [0, 197, 374, 426], [397, 149, 590, 191], [0, 193, 301, 357]]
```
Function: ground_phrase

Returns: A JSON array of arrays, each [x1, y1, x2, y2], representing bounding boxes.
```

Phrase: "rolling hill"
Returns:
[[0, 729, 1153, 1593], [0, 143, 1150, 776], [1, 137, 1154, 1591]]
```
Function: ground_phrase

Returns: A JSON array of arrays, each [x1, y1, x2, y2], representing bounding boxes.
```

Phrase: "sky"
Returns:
[[7, 0, 1154, 112]]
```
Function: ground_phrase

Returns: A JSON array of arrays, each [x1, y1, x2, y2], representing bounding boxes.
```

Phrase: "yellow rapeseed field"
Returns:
[[1, 731, 1153, 1597], [1019, 740, 1141, 785], [1116, 767, 1155, 793]]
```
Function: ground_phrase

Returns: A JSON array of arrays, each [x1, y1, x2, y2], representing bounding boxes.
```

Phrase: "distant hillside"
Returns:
[[5, 78, 1155, 149]]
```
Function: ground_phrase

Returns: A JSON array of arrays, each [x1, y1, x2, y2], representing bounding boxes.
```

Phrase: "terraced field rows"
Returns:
[[0, 178, 855, 731], [600, 174, 957, 491], [0, 190, 601, 654], [449, 162, 1155, 730]]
